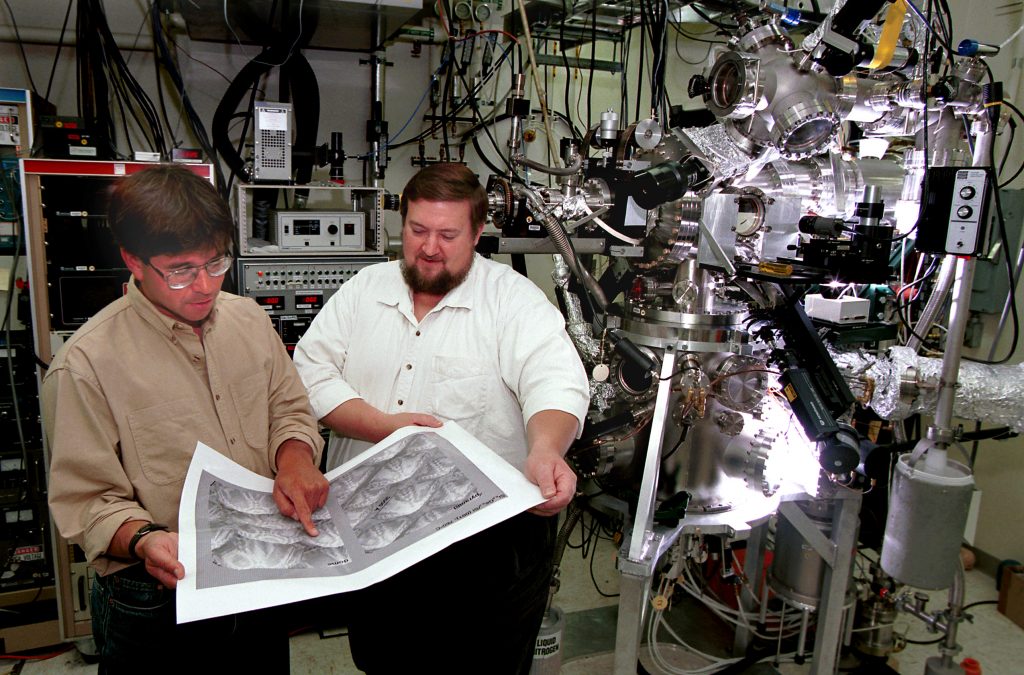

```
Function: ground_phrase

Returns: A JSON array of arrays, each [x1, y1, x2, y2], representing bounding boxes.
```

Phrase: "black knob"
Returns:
[[688, 75, 709, 99], [327, 224, 339, 235]]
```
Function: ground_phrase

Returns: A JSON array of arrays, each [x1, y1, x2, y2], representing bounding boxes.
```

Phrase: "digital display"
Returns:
[[173, 148, 203, 162], [295, 293, 323, 310], [293, 219, 321, 236], [256, 295, 284, 310]]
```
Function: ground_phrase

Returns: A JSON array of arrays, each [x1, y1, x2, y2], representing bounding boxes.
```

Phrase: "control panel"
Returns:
[[945, 169, 991, 254], [917, 166, 993, 256], [237, 256, 386, 354], [0, 105, 20, 147], [274, 210, 365, 250]]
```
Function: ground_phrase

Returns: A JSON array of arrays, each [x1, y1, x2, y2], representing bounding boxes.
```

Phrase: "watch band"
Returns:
[[128, 523, 169, 561]]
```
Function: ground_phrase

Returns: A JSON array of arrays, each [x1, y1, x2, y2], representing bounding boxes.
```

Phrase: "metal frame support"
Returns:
[[810, 489, 861, 675], [733, 521, 768, 654], [614, 346, 677, 674]]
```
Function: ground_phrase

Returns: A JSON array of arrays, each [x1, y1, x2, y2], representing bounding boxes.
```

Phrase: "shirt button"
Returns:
[[405, 364, 412, 370], [192, 355, 201, 363], [230, 438, 236, 445], [397, 400, 404, 406], [415, 331, 421, 337], [215, 394, 221, 401]]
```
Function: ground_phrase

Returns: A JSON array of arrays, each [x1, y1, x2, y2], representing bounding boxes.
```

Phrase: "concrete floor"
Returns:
[[7, 518, 1023, 674]]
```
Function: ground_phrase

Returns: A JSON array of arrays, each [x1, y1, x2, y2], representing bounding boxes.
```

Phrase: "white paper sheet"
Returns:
[[176, 422, 545, 623]]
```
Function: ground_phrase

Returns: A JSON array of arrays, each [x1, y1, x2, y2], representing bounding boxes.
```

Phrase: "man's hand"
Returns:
[[523, 410, 581, 516], [524, 448, 577, 516], [386, 412, 444, 434], [274, 440, 329, 536], [134, 530, 185, 589]]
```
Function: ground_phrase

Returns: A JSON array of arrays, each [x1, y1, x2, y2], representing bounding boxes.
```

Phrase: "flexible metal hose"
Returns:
[[518, 185, 609, 311]]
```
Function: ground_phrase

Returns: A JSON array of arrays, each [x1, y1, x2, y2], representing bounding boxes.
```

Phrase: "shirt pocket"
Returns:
[[127, 398, 203, 486], [429, 355, 488, 430], [231, 371, 271, 450]]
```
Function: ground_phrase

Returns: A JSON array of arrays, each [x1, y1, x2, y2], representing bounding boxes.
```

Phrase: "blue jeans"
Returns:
[[91, 564, 289, 674]]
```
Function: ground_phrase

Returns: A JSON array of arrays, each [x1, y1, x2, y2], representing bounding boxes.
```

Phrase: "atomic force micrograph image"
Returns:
[[333, 432, 500, 554], [208, 481, 349, 570]]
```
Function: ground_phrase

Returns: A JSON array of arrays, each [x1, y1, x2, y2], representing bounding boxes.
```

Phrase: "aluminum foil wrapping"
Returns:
[[866, 346, 919, 421], [560, 289, 601, 363], [680, 125, 752, 182], [844, 346, 1024, 431], [591, 380, 616, 413], [830, 348, 877, 403], [799, 0, 848, 53]]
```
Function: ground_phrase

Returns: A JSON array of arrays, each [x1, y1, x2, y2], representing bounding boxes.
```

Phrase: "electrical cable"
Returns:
[[560, 0, 574, 135], [587, 4, 596, 130], [669, 13, 727, 46], [150, 4, 225, 189], [691, 3, 739, 31], [44, 0, 74, 103], [997, 99, 1024, 187], [620, 22, 630, 123], [961, 599, 999, 612], [452, 52, 516, 175], [77, 0, 169, 158], [998, 118, 1016, 177], [387, 40, 514, 149], [635, 0, 646, 123], [0, 168, 29, 473], [1, 0, 40, 94], [962, 137, 1020, 364], [671, 16, 717, 65], [440, 39, 453, 162]]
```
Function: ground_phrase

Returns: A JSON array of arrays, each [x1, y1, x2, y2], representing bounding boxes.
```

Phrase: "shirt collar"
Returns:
[[126, 277, 220, 337], [378, 255, 481, 316]]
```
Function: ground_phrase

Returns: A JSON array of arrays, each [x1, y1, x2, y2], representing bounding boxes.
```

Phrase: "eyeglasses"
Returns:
[[146, 254, 233, 290]]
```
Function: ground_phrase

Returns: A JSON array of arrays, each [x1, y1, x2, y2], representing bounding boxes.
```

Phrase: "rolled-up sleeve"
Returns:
[[498, 279, 590, 436], [43, 365, 152, 566]]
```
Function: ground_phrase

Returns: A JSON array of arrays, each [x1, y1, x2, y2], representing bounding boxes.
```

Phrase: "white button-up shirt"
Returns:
[[293, 254, 590, 472]]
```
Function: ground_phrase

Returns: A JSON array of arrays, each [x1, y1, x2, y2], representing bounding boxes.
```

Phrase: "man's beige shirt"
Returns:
[[44, 280, 323, 575]]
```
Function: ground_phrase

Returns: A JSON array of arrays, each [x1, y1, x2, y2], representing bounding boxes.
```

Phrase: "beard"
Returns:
[[401, 257, 472, 296]]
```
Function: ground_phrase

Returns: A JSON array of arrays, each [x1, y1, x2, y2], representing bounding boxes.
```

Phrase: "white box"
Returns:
[[804, 294, 870, 324]]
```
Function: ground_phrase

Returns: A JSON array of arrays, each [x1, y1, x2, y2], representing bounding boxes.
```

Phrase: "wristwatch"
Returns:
[[128, 523, 170, 560]]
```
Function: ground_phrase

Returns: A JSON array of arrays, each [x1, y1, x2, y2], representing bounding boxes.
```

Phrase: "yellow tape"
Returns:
[[869, 0, 908, 70]]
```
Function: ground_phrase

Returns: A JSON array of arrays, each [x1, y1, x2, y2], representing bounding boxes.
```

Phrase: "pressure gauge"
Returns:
[[452, 1, 473, 21]]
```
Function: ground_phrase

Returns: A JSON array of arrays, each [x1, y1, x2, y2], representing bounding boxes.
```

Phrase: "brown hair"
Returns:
[[400, 163, 488, 232], [107, 165, 234, 259]]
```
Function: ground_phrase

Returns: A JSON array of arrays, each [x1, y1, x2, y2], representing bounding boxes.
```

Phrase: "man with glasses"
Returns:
[[43, 165, 327, 673]]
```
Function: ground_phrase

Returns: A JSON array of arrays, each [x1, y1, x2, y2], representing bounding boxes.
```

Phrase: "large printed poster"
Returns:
[[176, 423, 544, 623]]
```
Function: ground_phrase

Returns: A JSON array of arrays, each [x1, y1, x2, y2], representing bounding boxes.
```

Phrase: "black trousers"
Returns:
[[347, 512, 557, 675]]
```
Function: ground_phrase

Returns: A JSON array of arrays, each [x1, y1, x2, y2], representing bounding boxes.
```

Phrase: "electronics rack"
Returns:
[[20, 159, 215, 643], [235, 182, 384, 257], [236, 256, 386, 355]]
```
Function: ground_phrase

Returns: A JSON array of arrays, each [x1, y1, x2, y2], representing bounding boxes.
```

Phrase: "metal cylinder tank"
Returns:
[[769, 499, 834, 609], [880, 454, 974, 590]]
